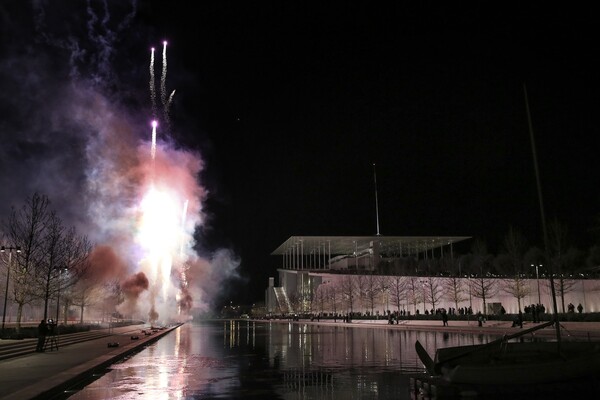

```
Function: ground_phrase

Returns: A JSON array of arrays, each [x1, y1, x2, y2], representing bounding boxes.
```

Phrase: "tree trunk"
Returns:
[[16, 303, 24, 333]]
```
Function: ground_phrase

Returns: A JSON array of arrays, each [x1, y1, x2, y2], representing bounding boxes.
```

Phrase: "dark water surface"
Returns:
[[65, 321, 503, 399]]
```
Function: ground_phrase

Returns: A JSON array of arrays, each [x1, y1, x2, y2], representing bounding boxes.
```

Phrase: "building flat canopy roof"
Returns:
[[271, 235, 471, 256]]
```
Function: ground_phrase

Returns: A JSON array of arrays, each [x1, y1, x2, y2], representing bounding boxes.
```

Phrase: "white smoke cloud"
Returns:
[[0, 1, 241, 320]]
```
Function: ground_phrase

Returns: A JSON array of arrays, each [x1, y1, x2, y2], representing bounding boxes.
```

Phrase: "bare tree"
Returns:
[[407, 277, 421, 314], [376, 275, 391, 315], [57, 227, 93, 323], [444, 277, 467, 311], [101, 278, 125, 322], [545, 278, 578, 313], [388, 275, 408, 313], [70, 270, 105, 324], [288, 292, 301, 315], [340, 275, 356, 316], [498, 265, 530, 313], [469, 239, 497, 314], [313, 284, 327, 315], [35, 212, 66, 320], [469, 277, 497, 315], [354, 275, 368, 312], [497, 226, 530, 312], [423, 276, 444, 312], [547, 218, 578, 312], [69, 282, 91, 324], [5, 193, 51, 332], [364, 274, 379, 316], [49, 225, 93, 324], [325, 282, 340, 318]]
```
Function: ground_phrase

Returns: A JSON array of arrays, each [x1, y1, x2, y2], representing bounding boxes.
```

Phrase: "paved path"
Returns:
[[257, 317, 600, 343], [1, 319, 599, 400], [287, 318, 600, 339], [0, 324, 180, 400]]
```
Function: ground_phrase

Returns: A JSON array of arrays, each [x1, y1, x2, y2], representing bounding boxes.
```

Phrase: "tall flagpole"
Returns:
[[524, 83, 560, 345], [373, 163, 381, 236]]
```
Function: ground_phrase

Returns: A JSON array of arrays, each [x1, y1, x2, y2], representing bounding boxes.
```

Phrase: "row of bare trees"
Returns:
[[0, 193, 105, 332], [304, 271, 589, 317], [294, 220, 600, 316]]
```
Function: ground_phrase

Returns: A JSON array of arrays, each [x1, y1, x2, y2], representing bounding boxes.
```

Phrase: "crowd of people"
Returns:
[[568, 302, 584, 313], [524, 303, 545, 323]]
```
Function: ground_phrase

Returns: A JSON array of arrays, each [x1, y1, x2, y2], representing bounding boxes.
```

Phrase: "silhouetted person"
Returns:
[[512, 311, 523, 328], [36, 319, 48, 352], [442, 309, 448, 326], [577, 303, 583, 313]]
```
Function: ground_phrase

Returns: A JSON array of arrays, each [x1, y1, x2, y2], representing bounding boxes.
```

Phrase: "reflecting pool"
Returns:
[[64, 320, 504, 399]]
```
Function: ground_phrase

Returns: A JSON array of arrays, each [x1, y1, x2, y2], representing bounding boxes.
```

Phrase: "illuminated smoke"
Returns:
[[120, 272, 150, 317], [178, 286, 193, 314], [1, 3, 241, 326], [122, 271, 150, 297], [88, 245, 129, 281]]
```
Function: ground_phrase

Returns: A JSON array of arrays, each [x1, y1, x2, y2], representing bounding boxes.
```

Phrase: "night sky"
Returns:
[[1, 2, 598, 308]]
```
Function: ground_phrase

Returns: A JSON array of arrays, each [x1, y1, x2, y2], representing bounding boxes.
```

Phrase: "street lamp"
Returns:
[[55, 266, 68, 324], [1, 245, 21, 335], [532, 264, 542, 304], [385, 286, 389, 314], [419, 279, 428, 314]]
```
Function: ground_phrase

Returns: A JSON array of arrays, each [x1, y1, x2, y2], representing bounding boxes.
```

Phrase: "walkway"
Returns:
[[0, 324, 179, 400]]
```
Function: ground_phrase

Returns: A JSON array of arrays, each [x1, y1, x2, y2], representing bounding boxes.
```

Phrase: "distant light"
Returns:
[[152, 120, 158, 128]]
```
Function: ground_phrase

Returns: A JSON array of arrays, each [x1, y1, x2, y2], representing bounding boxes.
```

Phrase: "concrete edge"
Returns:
[[9, 324, 182, 400]]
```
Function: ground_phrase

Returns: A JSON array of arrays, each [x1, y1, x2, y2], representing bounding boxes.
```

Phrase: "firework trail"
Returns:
[[167, 89, 176, 116], [137, 41, 195, 323], [151, 120, 157, 160], [180, 199, 189, 257], [149, 47, 157, 118], [160, 41, 171, 129], [179, 199, 190, 315]]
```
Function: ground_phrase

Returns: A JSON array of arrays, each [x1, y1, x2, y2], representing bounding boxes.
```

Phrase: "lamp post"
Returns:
[[1, 246, 21, 335], [381, 285, 389, 316], [55, 267, 68, 324], [419, 279, 427, 314], [582, 279, 587, 312], [532, 264, 542, 304]]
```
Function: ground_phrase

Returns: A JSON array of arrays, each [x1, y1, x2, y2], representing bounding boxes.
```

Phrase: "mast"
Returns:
[[373, 163, 381, 236], [523, 83, 561, 345]]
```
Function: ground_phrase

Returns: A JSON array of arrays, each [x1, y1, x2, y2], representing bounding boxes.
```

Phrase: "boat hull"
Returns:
[[435, 341, 600, 385]]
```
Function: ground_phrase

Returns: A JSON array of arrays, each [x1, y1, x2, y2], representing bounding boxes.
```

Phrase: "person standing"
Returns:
[[442, 309, 448, 326], [36, 319, 48, 352]]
